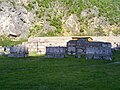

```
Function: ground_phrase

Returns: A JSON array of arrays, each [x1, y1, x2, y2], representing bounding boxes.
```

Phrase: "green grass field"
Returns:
[[0, 51, 120, 90]]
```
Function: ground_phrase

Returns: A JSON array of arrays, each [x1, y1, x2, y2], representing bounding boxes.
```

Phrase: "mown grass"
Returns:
[[0, 51, 120, 90]]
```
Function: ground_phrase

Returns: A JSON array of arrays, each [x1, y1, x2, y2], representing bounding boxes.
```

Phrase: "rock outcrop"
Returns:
[[0, 0, 34, 39], [62, 14, 81, 35]]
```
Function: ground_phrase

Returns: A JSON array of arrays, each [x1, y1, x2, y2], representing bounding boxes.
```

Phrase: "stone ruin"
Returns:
[[67, 40, 76, 55], [45, 47, 66, 58], [0, 46, 10, 56], [26, 37, 71, 54], [8, 45, 28, 58], [86, 42, 112, 60], [45, 38, 112, 60], [0, 46, 5, 56]]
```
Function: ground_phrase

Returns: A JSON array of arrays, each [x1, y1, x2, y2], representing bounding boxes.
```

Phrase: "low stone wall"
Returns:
[[91, 36, 120, 48], [67, 40, 76, 55], [25, 37, 71, 54], [45, 47, 66, 58], [45, 37, 112, 60], [76, 38, 89, 58], [0, 46, 4, 56], [67, 38, 112, 60], [8, 45, 28, 58], [86, 42, 112, 60], [23, 36, 120, 55]]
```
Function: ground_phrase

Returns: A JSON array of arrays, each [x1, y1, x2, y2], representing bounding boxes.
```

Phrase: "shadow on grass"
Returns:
[[1, 51, 120, 67]]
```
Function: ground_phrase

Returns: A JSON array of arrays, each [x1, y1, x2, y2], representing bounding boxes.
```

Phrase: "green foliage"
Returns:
[[29, 24, 43, 37], [44, 30, 58, 36], [94, 26, 106, 36], [27, 0, 119, 36], [10, 0, 16, 8], [50, 18, 62, 34], [112, 27, 120, 36], [27, 3, 34, 11], [0, 51, 120, 90], [0, 36, 27, 46]]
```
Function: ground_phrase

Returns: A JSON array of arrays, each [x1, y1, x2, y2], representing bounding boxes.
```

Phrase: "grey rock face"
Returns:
[[62, 14, 81, 35], [0, 0, 34, 39], [88, 17, 110, 30], [81, 6, 99, 17]]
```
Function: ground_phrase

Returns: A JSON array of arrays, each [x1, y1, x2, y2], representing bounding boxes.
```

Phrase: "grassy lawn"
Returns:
[[0, 51, 120, 90]]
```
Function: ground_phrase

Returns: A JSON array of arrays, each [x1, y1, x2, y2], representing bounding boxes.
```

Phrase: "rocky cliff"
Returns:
[[0, 0, 119, 39], [0, 0, 34, 39]]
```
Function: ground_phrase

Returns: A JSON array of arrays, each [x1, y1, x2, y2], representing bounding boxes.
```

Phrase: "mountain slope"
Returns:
[[0, 0, 120, 39]]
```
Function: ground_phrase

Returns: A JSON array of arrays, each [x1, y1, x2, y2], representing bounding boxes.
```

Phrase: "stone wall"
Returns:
[[0, 46, 5, 56], [45, 47, 66, 58], [8, 45, 28, 58], [76, 38, 90, 58], [45, 38, 112, 60], [24, 37, 71, 54], [67, 38, 112, 60], [91, 36, 120, 48], [86, 42, 112, 60], [67, 40, 77, 55], [23, 36, 120, 55]]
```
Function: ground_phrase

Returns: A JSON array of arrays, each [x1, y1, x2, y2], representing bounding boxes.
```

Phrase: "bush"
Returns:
[[0, 36, 27, 46]]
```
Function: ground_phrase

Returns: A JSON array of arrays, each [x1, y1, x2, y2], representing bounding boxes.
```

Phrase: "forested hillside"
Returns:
[[0, 0, 120, 38]]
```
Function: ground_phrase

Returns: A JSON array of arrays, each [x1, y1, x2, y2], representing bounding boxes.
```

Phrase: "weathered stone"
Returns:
[[93, 55, 101, 60], [8, 53, 15, 57], [0, 52, 5, 56], [10, 47, 16, 53], [81, 6, 99, 17], [45, 47, 66, 58], [103, 56, 112, 61], [67, 40, 76, 55], [62, 14, 80, 35], [86, 54, 94, 60], [86, 42, 112, 60], [0, 0, 34, 39], [8, 45, 28, 58]]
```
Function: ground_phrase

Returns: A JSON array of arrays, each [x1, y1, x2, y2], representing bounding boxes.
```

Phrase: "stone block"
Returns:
[[8, 53, 15, 57], [93, 55, 101, 60], [10, 47, 16, 53], [0, 52, 5, 56], [86, 54, 93, 60], [45, 47, 66, 58], [103, 56, 112, 60]]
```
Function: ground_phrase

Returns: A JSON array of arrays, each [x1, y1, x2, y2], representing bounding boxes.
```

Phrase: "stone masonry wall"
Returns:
[[8, 45, 28, 58], [86, 42, 112, 60], [0, 46, 5, 56], [22, 36, 120, 55], [24, 37, 71, 54], [45, 47, 66, 58]]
